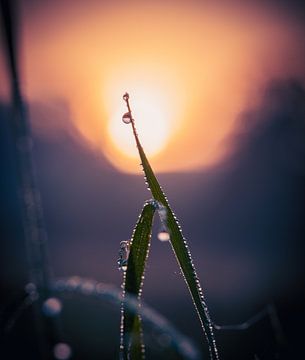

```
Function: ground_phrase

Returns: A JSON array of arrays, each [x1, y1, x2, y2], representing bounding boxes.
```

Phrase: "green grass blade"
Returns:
[[121, 201, 156, 359], [128, 315, 143, 360], [124, 95, 219, 360]]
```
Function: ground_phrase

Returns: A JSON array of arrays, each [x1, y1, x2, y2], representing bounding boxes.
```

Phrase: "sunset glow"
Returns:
[[104, 73, 184, 160], [109, 91, 170, 158], [20, 1, 305, 173]]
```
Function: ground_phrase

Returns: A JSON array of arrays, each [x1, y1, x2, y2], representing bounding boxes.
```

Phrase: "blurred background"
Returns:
[[0, 0, 304, 359]]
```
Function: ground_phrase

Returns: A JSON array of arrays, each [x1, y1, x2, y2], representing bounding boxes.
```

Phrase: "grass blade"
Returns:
[[121, 201, 156, 359], [123, 93, 219, 360]]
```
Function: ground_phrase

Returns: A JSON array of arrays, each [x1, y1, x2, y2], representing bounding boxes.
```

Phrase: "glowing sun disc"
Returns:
[[107, 87, 172, 159]]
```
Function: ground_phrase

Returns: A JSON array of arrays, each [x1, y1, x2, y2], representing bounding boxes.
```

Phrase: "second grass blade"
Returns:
[[121, 201, 156, 359]]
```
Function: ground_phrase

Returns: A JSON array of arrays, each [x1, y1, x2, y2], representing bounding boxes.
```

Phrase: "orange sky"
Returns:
[[10, 0, 305, 172]]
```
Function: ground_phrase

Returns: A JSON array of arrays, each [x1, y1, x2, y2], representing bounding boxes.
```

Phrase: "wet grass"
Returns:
[[120, 93, 218, 360]]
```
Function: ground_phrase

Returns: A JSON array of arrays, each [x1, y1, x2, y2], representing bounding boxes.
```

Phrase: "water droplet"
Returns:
[[42, 297, 62, 316], [120, 260, 128, 272], [53, 343, 72, 360], [122, 112, 132, 124], [158, 230, 170, 242], [118, 240, 130, 271]]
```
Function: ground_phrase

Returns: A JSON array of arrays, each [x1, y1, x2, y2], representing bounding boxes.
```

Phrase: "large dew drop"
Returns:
[[122, 112, 132, 124], [158, 230, 170, 242]]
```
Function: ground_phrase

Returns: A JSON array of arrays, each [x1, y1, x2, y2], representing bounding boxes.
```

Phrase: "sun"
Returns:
[[102, 68, 185, 171], [108, 87, 171, 159]]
